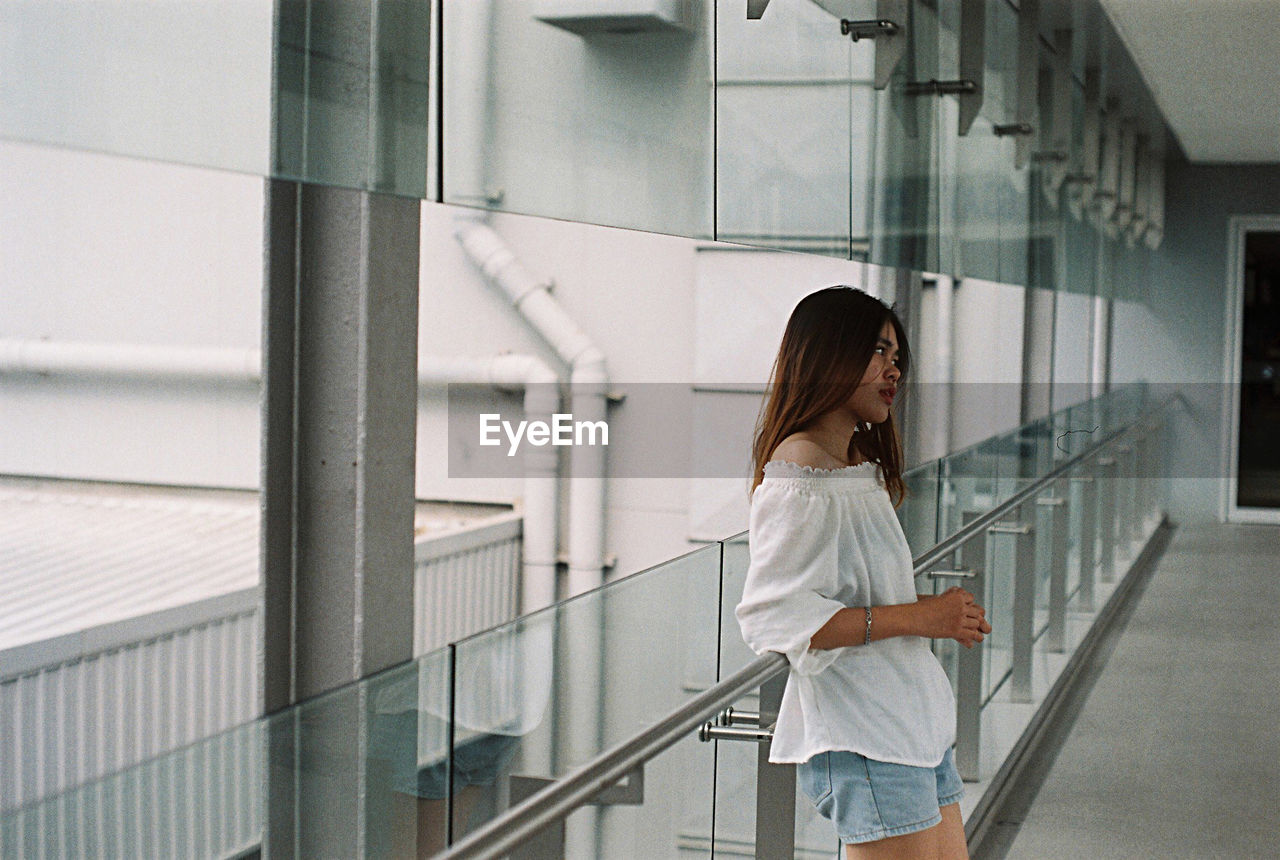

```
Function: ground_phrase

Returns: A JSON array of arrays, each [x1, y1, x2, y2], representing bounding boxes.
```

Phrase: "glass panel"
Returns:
[[273, 0, 431, 196], [939, 439, 997, 540], [1, 717, 264, 858], [449, 543, 721, 855], [0, 644, 457, 858], [715, 0, 860, 258], [720, 532, 754, 677], [869, 0, 941, 274], [1, 1, 273, 176], [950, 0, 1026, 284], [714, 533, 841, 859], [363, 651, 453, 856], [713, 532, 758, 854], [901, 460, 942, 557], [982, 512, 1018, 702], [441, 0, 714, 238], [1, 1, 430, 196]]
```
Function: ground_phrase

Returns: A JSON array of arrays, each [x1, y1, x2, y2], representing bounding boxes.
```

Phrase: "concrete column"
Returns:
[[261, 180, 421, 859], [265, 0, 429, 851], [261, 4, 425, 853]]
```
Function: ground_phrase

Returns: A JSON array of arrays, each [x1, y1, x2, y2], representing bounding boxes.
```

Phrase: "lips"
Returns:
[[879, 387, 896, 405]]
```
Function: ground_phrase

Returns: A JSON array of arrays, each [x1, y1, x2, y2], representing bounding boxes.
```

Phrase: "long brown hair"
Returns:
[[750, 286, 911, 505]]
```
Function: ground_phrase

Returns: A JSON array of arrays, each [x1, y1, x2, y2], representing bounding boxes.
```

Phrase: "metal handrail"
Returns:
[[435, 393, 1175, 860], [434, 651, 788, 860], [912, 392, 1176, 574]]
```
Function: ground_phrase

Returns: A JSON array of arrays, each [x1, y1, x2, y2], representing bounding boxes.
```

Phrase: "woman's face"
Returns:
[[845, 320, 902, 426]]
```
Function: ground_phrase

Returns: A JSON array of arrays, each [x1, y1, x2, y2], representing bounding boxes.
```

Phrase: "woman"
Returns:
[[736, 286, 991, 859]]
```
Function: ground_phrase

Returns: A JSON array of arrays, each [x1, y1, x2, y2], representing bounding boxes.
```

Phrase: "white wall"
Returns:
[[443, 0, 714, 238], [0, 141, 263, 487], [949, 278, 1027, 451], [1114, 163, 1280, 522]]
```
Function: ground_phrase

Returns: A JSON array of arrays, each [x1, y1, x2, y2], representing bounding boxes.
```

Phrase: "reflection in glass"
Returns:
[[950, 0, 1028, 284], [0, 0, 431, 197], [442, 0, 713, 237], [870, 1, 941, 274], [1, 1, 273, 175], [273, 0, 430, 196], [715, 0, 861, 258], [448, 543, 721, 855]]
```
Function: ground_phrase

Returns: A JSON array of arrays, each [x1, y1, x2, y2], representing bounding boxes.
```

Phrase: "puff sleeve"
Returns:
[[735, 481, 850, 676]]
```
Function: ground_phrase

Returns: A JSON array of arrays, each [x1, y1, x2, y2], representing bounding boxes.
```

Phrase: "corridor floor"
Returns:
[[1001, 522, 1280, 858]]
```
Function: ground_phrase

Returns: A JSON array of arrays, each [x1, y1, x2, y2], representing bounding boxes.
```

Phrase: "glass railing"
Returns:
[[0, 385, 1173, 858], [434, 385, 1177, 859]]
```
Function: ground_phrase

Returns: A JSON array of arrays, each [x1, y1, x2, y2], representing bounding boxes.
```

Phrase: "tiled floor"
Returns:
[[1002, 522, 1280, 859]]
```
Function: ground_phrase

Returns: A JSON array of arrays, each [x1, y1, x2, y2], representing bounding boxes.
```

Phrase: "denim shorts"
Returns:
[[797, 747, 964, 844]]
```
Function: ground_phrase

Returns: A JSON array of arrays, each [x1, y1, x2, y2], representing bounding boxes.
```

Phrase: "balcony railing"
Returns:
[[1, 384, 1178, 860]]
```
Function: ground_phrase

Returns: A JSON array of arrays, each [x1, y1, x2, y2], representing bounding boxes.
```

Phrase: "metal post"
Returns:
[[1039, 487, 1068, 653], [1137, 432, 1153, 537], [953, 514, 986, 782], [1096, 456, 1117, 583], [755, 673, 795, 860], [1119, 444, 1139, 555], [991, 512, 1035, 703], [1132, 434, 1146, 540], [1073, 471, 1097, 612]]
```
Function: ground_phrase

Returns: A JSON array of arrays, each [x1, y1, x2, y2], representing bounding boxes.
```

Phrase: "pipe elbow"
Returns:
[[570, 345, 609, 387], [455, 221, 546, 307]]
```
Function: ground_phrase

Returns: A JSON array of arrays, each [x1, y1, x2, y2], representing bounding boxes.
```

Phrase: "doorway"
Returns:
[[1225, 218, 1280, 521]]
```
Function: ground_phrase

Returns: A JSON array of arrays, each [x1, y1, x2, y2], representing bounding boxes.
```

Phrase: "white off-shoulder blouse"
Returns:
[[735, 459, 956, 767]]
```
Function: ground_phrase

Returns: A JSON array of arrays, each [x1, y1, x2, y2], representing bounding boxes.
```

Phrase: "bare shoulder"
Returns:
[[769, 435, 846, 470]]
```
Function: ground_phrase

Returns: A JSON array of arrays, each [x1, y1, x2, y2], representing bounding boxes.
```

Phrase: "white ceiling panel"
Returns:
[[1099, 0, 1280, 163]]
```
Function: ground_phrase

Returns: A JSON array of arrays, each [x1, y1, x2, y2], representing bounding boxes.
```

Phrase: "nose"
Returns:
[[884, 362, 901, 383]]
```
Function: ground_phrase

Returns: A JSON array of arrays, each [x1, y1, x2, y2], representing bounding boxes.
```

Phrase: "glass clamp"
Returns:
[[905, 79, 979, 97], [994, 123, 1035, 137], [988, 522, 1033, 535], [698, 705, 774, 742], [840, 19, 900, 41]]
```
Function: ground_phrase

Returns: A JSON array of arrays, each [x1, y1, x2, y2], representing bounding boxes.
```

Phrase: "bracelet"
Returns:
[[864, 606, 873, 646]]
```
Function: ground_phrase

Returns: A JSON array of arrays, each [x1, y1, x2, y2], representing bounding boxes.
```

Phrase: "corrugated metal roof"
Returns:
[[0, 478, 514, 653], [0, 479, 258, 652]]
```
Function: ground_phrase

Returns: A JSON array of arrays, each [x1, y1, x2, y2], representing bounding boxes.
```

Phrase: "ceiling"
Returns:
[[1098, 0, 1280, 163]]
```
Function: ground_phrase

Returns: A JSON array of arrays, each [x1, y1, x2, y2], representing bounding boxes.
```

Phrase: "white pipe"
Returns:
[[447, 0, 497, 208], [455, 220, 611, 598], [935, 274, 955, 456], [0, 339, 261, 384], [495, 355, 561, 614], [0, 338, 563, 615], [1090, 296, 1110, 399], [454, 219, 611, 859]]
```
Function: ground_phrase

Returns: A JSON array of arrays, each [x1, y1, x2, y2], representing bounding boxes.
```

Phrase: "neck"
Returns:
[[805, 411, 864, 466]]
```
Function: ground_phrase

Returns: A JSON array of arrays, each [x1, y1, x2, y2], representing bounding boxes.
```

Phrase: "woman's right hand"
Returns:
[[915, 587, 991, 647]]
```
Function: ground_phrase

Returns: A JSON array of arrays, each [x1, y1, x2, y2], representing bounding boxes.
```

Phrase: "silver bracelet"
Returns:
[[864, 606, 873, 646]]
